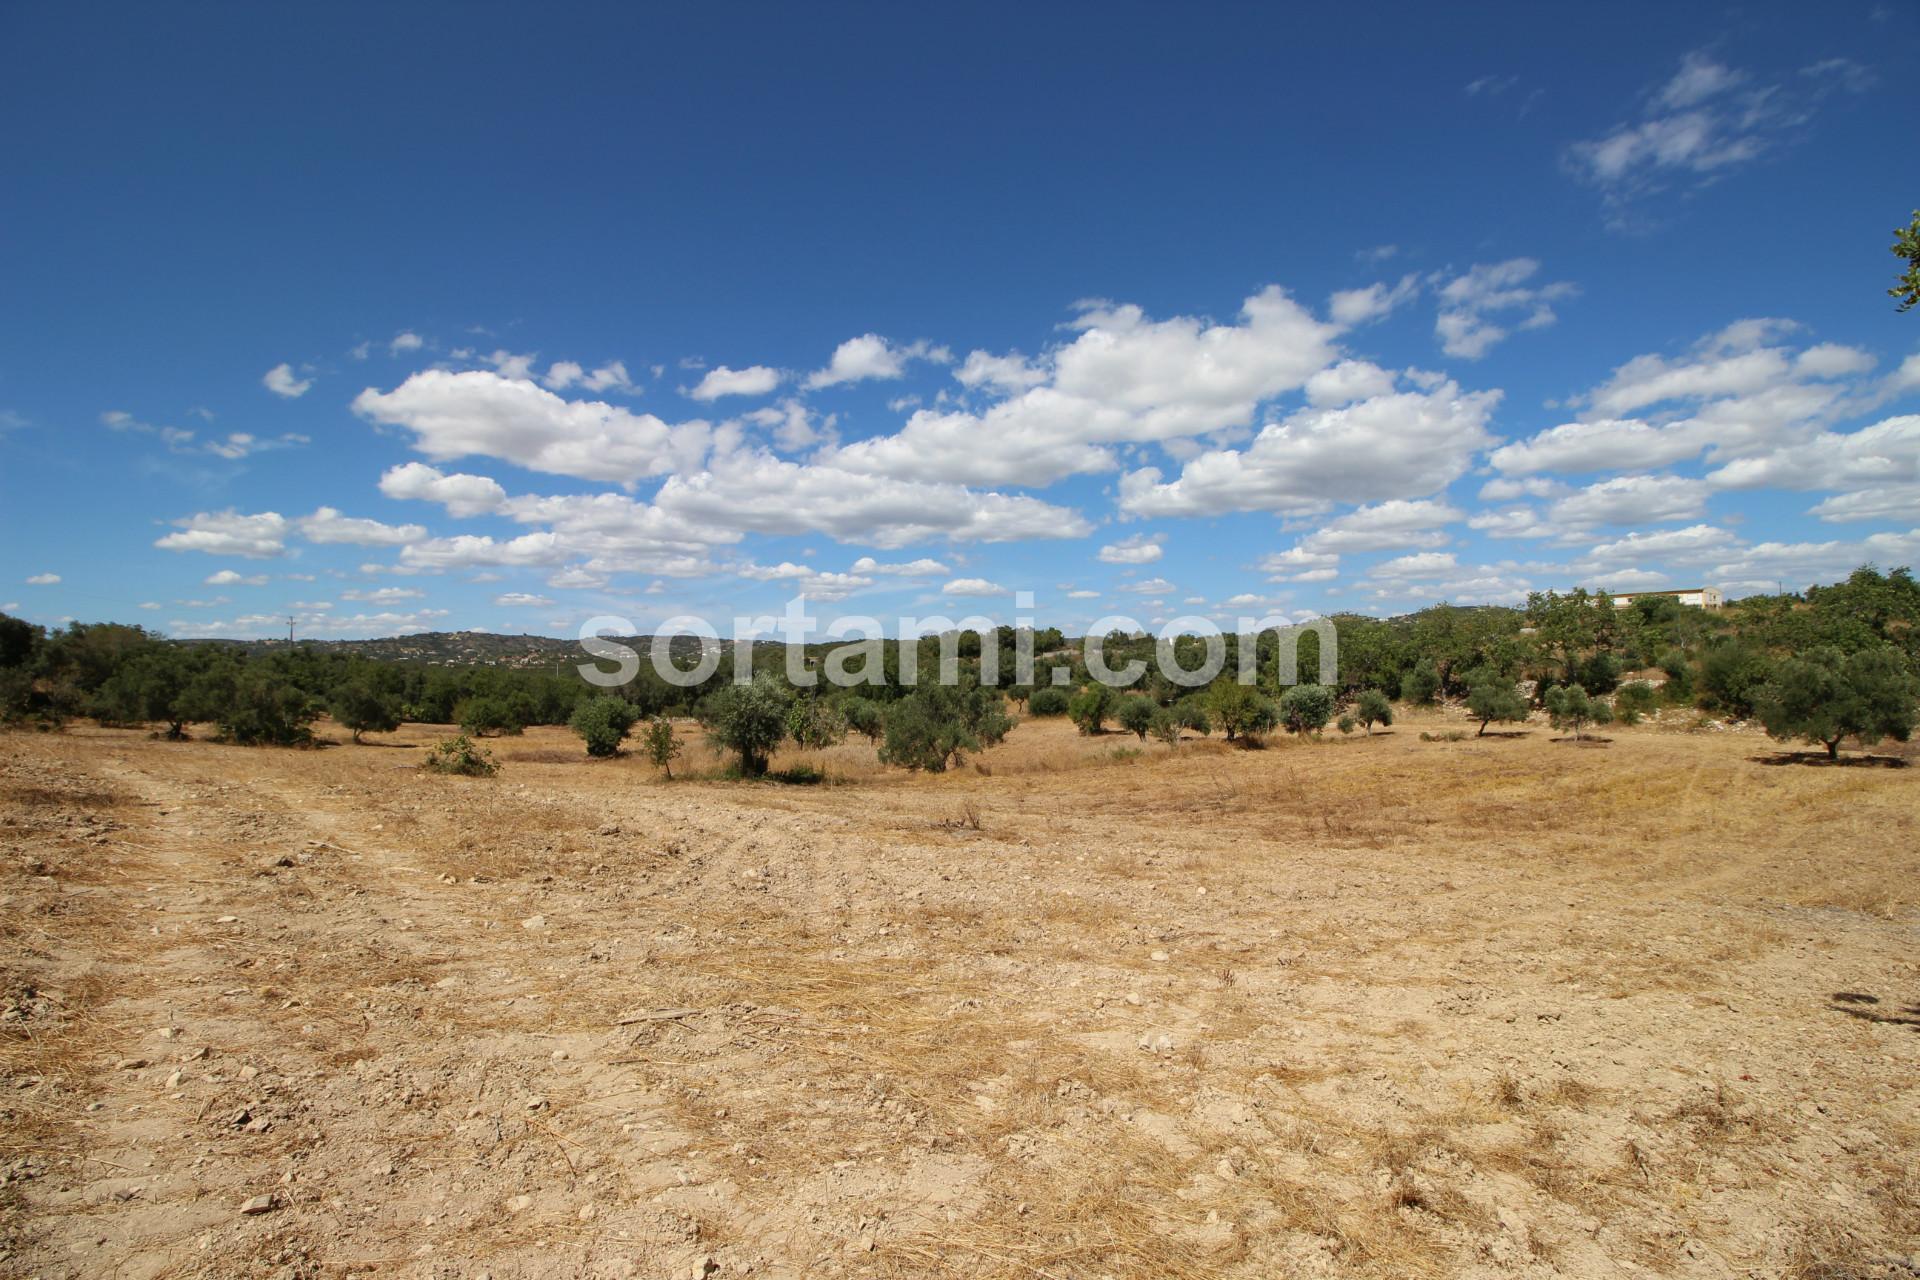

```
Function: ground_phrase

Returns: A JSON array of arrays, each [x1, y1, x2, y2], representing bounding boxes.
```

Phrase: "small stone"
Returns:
[[551, 1050, 569, 1061], [164, 1070, 183, 1089], [115, 1058, 148, 1071], [525, 1096, 549, 1111], [507, 1194, 533, 1213], [1215, 1158, 1237, 1179], [157, 1027, 177, 1040], [239, 1065, 260, 1081], [1149, 951, 1169, 963], [215, 916, 239, 924], [520, 915, 546, 931], [1125, 992, 1143, 1006], [577, 1203, 596, 1222], [239, 1194, 276, 1215]]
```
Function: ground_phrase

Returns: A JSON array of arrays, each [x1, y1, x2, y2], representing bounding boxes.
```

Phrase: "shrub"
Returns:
[[421, 734, 498, 777], [1174, 698, 1211, 737], [842, 696, 885, 744], [1401, 663, 1441, 705], [330, 680, 403, 743], [1545, 684, 1612, 740], [1027, 687, 1070, 717], [1116, 696, 1156, 741], [458, 696, 524, 737], [1353, 689, 1393, 734], [1700, 642, 1769, 718], [1206, 683, 1278, 742], [1575, 651, 1623, 696], [1149, 706, 1182, 746], [1614, 680, 1659, 725], [91, 649, 197, 738], [569, 695, 638, 757], [1756, 645, 1918, 760], [1464, 668, 1527, 736], [639, 716, 682, 777], [216, 670, 317, 746], [699, 675, 793, 777], [1336, 714, 1356, 734], [785, 696, 848, 750], [1278, 684, 1336, 735], [879, 683, 1008, 772], [1658, 649, 1695, 703], [1067, 683, 1115, 735]]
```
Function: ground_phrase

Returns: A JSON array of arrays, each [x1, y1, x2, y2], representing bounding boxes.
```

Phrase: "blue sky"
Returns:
[[3, 2, 1917, 640]]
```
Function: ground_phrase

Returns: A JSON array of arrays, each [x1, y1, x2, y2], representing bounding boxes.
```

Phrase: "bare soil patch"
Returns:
[[2, 711, 1916, 1278]]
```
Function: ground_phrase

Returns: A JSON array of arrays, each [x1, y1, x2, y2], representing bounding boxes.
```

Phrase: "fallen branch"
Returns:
[[613, 1007, 701, 1026]]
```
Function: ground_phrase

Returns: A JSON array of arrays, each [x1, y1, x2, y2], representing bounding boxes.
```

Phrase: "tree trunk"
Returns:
[[1827, 737, 1842, 760]]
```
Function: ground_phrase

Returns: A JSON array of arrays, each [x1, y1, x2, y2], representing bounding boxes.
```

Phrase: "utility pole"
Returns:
[[288, 616, 295, 643]]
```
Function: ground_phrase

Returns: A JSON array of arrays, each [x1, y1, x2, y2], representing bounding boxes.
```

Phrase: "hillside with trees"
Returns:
[[2, 565, 1916, 763]]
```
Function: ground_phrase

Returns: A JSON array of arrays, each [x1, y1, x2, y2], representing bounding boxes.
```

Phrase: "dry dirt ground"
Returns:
[[1, 710, 1917, 1280]]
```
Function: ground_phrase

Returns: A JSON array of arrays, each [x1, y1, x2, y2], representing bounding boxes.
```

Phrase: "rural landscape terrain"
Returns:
[[3, 574, 1918, 1279], [5, 11, 1919, 1275]]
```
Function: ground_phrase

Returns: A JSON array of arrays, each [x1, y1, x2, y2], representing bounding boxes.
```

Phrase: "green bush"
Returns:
[[699, 675, 794, 776], [421, 734, 498, 777], [640, 716, 682, 777], [1658, 650, 1694, 703], [215, 670, 318, 746], [1464, 668, 1527, 736], [1575, 651, 1623, 696], [1401, 663, 1441, 705], [458, 696, 525, 737], [330, 679, 403, 742], [1353, 689, 1393, 734], [878, 684, 1010, 772], [1336, 714, 1356, 734], [1278, 684, 1336, 735], [1545, 684, 1612, 740], [1205, 683, 1277, 742], [1027, 687, 1070, 717], [1067, 683, 1115, 735], [1756, 646, 1918, 759], [1174, 698, 1211, 737], [1149, 706, 1182, 746], [1115, 696, 1156, 741], [569, 695, 638, 757], [1613, 680, 1659, 725], [785, 696, 848, 749], [1699, 642, 1769, 718], [842, 696, 885, 744]]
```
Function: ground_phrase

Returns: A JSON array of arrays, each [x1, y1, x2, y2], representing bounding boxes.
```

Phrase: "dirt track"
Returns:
[[2, 715, 1917, 1279]]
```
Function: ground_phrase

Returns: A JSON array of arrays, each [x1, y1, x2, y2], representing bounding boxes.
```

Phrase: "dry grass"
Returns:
[[3, 709, 1918, 1277]]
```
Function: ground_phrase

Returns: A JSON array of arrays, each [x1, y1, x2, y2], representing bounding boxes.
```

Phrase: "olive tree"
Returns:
[[640, 716, 682, 778], [1278, 684, 1336, 735], [1116, 696, 1156, 741], [1353, 689, 1393, 735], [570, 695, 638, 757], [1067, 683, 1115, 735], [1757, 646, 1918, 759], [1464, 668, 1527, 736], [1206, 683, 1277, 743], [1544, 684, 1611, 741], [699, 674, 793, 776], [330, 679, 403, 743]]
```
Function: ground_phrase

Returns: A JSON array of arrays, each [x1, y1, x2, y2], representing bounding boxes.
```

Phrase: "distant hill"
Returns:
[[186, 629, 739, 670]]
